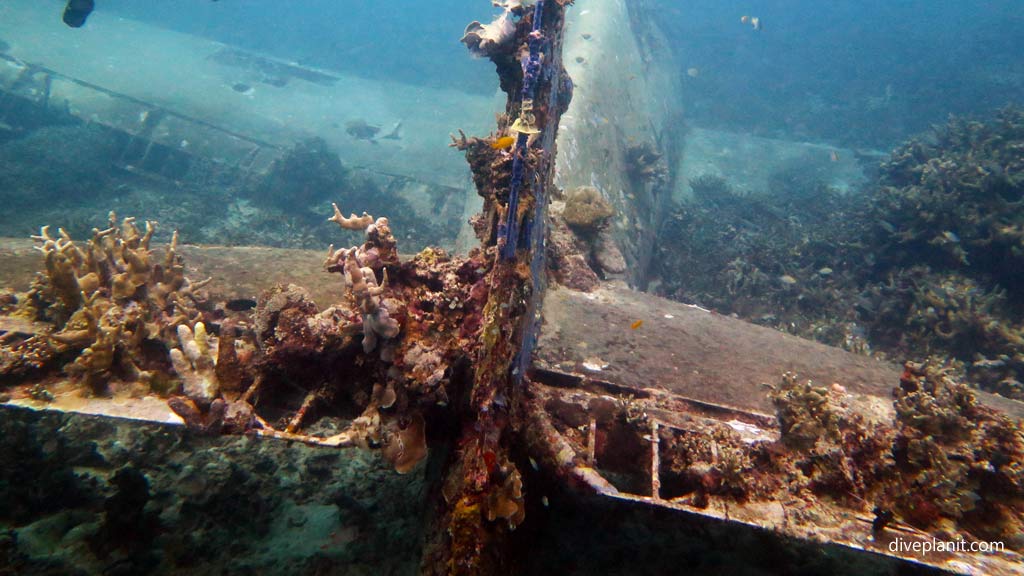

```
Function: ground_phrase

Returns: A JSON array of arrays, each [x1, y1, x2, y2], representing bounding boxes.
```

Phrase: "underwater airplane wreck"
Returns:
[[0, 1, 1022, 575]]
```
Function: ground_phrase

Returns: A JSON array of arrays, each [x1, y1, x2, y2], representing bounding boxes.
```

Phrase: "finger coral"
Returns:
[[328, 202, 374, 231], [325, 208, 402, 353], [167, 321, 255, 434]]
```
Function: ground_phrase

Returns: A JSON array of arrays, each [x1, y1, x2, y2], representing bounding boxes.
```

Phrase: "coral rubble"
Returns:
[[887, 362, 1023, 540], [0, 201, 491, 476]]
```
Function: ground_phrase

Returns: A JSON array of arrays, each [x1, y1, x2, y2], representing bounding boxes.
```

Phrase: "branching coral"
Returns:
[[655, 175, 863, 338], [328, 202, 374, 231], [760, 364, 1023, 545], [658, 424, 761, 506], [538, 359, 1022, 549], [0, 212, 210, 393], [873, 108, 1024, 277], [766, 373, 894, 504], [770, 373, 843, 450], [861, 266, 1024, 398]]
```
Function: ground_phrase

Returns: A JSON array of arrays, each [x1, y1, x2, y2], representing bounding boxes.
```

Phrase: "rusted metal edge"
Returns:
[[522, 379, 1024, 576]]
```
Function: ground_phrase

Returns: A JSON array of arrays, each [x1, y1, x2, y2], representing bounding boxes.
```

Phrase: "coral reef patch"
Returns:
[[0, 213, 212, 394], [655, 109, 1024, 399]]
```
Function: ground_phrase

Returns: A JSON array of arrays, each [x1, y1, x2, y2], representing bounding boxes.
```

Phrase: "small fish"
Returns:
[[741, 15, 763, 31], [345, 119, 381, 142], [779, 274, 798, 286], [829, 150, 840, 162], [630, 319, 644, 330], [942, 230, 960, 243], [818, 267, 833, 277], [491, 135, 516, 150], [686, 67, 700, 78]]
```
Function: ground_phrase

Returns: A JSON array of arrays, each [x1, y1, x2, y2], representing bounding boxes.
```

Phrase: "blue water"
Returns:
[[100, 0, 1024, 149], [657, 0, 1023, 148], [103, 0, 497, 94]]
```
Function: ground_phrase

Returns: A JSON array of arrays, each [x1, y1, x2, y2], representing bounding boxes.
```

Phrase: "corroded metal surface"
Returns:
[[533, 284, 1024, 419], [6, 241, 1020, 422], [527, 284, 1024, 575], [4, 379, 183, 424], [534, 285, 899, 414], [4, 243, 1024, 574], [522, 379, 1024, 576], [0, 238, 41, 293]]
